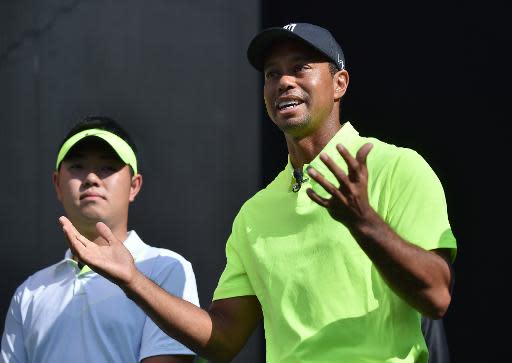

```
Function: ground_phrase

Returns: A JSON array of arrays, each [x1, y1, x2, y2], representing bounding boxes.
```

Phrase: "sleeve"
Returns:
[[385, 149, 457, 261], [1, 288, 28, 363], [212, 213, 255, 301], [138, 256, 199, 361]]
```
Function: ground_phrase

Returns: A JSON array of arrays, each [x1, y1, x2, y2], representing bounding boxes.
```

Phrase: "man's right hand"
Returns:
[[60, 215, 263, 362], [59, 216, 138, 287]]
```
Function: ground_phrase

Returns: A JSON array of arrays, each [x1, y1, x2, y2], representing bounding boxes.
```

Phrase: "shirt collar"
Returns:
[[284, 122, 360, 190]]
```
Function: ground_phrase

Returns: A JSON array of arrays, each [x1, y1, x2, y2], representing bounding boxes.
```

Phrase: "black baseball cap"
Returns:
[[247, 23, 346, 72]]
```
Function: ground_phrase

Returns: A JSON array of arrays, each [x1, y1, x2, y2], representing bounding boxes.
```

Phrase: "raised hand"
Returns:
[[59, 216, 137, 286], [306, 143, 375, 230]]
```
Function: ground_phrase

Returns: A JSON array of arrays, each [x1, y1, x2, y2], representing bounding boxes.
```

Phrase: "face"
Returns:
[[263, 40, 344, 138], [52, 138, 142, 232]]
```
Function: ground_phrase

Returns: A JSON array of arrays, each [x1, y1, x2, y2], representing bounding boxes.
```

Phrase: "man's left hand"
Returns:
[[306, 143, 374, 229]]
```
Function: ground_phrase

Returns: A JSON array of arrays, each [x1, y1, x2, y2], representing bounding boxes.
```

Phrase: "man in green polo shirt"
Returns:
[[59, 23, 456, 363]]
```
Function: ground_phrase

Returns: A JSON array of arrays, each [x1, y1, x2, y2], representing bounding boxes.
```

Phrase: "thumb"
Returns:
[[95, 222, 121, 246]]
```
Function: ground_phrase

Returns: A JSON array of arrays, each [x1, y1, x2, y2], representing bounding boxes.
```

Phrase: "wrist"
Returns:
[[120, 267, 145, 296], [349, 208, 384, 240]]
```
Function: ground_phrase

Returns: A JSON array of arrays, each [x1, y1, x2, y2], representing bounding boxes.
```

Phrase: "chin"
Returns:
[[79, 209, 106, 223], [277, 117, 311, 135]]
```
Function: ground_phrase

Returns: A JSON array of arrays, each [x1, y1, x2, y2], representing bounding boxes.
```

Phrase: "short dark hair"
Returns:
[[59, 116, 138, 156]]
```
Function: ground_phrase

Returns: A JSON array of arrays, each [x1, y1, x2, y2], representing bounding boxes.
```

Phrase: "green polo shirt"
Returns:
[[213, 122, 457, 363]]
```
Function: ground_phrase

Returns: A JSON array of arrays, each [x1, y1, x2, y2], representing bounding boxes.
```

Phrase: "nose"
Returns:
[[82, 170, 101, 188], [278, 74, 296, 93]]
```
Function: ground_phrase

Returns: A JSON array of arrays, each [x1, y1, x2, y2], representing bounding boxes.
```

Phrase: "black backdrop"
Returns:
[[1, 0, 508, 361], [260, 1, 509, 361]]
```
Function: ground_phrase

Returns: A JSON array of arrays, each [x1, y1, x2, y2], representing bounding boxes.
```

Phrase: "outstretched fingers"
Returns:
[[336, 144, 358, 176], [336, 143, 373, 181], [306, 187, 330, 207], [318, 152, 351, 193], [306, 166, 348, 205], [356, 143, 373, 165], [59, 216, 89, 253]]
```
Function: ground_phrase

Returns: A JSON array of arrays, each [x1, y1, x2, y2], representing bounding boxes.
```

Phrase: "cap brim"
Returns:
[[56, 129, 138, 175], [247, 27, 332, 71]]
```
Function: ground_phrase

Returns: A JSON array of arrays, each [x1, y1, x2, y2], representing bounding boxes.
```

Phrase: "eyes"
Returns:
[[66, 161, 123, 174], [264, 63, 312, 80]]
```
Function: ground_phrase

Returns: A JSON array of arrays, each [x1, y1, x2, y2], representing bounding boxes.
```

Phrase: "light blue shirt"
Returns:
[[1, 231, 199, 363]]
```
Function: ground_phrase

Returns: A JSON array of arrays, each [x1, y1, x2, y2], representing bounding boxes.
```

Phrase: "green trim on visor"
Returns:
[[56, 128, 138, 175]]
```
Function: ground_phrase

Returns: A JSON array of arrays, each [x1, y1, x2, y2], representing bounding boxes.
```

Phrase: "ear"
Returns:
[[333, 70, 349, 101], [52, 171, 63, 202], [129, 173, 143, 202]]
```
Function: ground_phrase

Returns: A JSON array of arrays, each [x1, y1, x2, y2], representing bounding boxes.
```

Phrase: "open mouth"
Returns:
[[277, 100, 304, 111]]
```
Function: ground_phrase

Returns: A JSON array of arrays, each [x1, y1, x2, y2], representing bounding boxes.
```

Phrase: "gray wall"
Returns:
[[0, 0, 263, 361]]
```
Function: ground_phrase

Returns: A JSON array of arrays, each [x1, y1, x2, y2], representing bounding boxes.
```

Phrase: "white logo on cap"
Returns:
[[283, 23, 297, 32], [337, 54, 345, 69]]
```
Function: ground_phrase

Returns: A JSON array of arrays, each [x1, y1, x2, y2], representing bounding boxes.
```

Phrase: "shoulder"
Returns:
[[362, 138, 447, 207], [131, 233, 196, 278], [362, 137, 433, 176], [362, 136, 418, 162], [229, 190, 267, 230], [237, 165, 289, 214], [23, 260, 68, 288], [151, 247, 194, 271], [388, 146, 438, 183], [9, 260, 67, 302], [129, 231, 190, 263], [133, 236, 199, 304]]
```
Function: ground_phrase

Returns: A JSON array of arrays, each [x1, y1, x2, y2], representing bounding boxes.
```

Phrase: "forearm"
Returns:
[[59, 217, 248, 362], [349, 210, 452, 318], [121, 271, 233, 362]]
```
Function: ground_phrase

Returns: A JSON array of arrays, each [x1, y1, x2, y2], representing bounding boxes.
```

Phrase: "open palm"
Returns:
[[59, 216, 137, 286]]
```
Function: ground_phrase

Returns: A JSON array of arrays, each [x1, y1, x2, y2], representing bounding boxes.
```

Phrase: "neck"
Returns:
[[286, 120, 343, 170], [73, 219, 128, 247]]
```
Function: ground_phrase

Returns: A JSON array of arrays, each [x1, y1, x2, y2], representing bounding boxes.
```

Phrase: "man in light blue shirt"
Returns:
[[1, 116, 199, 363]]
